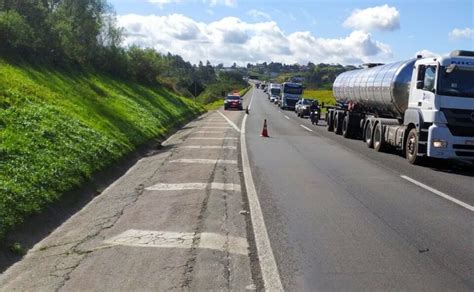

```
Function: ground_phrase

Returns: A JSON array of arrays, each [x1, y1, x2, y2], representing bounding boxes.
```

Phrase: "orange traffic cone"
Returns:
[[261, 119, 269, 137]]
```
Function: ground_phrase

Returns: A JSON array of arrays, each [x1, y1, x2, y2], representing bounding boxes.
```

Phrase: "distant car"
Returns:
[[294, 100, 302, 113], [269, 95, 278, 103], [224, 94, 243, 110], [296, 98, 316, 117]]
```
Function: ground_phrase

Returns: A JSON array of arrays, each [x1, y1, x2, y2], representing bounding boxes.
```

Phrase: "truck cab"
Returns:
[[280, 82, 303, 110], [407, 50, 474, 162]]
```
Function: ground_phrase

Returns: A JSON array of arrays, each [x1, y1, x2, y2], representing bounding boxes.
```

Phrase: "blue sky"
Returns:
[[109, 0, 474, 65]]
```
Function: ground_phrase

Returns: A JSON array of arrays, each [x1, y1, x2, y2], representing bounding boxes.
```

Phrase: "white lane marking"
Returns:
[[278, 110, 282, 113], [300, 124, 313, 132], [193, 131, 224, 134], [401, 175, 474, 211], [146, 182, 241, 192], [241, 104, 284, 291], [248, 87, 255, 110], [170, 159, 237, 165], [103, 230, 248, 255], [284, 115, 290, 120], [189, 137, 238, 140], [217, 111, 241, 133], [200, 126, 231, 129], [180, 145, 237, 150]]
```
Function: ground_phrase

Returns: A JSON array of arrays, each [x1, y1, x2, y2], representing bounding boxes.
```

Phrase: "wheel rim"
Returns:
[[407, 133, 416, 156], [374, 126, 381, 144], [365, 124, 372, 143]]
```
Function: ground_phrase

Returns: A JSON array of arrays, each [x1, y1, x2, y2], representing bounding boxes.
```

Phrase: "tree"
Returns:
[[0, 10, 34, 52]]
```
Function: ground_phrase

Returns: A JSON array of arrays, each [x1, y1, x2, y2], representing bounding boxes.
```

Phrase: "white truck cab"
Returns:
[[409, 51, 474, 161]]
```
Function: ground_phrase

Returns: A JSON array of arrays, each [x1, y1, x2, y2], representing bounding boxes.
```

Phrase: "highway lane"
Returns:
[[245, 87, 473, 290]]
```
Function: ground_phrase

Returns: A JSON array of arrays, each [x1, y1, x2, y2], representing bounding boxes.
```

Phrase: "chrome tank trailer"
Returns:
[[332, 59, 417, 120]]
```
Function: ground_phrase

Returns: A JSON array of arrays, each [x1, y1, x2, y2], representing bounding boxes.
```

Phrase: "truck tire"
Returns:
[[373, 122, 385, 152], [334, 113, 343, 135], [327, 111, 334, 132], [405, 128, 423, 165], [364, 122, 373, 148], [342, 115, 351, 138]]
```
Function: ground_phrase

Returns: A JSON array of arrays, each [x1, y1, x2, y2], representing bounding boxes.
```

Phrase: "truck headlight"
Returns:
[[432, 139, 448, 148]]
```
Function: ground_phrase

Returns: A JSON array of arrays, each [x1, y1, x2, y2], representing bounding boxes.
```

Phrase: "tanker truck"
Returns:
[[327, 50, 474, 165]]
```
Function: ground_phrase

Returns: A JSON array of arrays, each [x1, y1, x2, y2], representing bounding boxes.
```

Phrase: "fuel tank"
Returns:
[[332, 59, 416, 119]]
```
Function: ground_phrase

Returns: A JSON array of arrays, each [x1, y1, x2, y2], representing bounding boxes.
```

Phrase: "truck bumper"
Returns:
[[427, 124, 474, 161]]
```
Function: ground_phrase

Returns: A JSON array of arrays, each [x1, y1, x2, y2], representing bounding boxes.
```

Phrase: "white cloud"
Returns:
[[415, 49, 441, 58], [204, 0, 236, 7], [118, 14, 392, 65], [449, 28, 474, 40], [248, 9, 271, 20], [148, 0, 180, 8], [344, 4, 400, 32]]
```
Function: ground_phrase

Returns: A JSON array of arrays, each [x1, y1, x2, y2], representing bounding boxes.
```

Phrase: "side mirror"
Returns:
[[416, 80, 424, 89]]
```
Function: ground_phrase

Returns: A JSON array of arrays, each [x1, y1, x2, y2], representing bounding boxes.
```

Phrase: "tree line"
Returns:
[[0, 0, 246, 98]]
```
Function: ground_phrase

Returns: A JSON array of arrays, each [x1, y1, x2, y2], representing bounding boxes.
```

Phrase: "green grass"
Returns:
[[0, 59, 205, 240], [303, 89, 336, 106], [239, 85, 251, 97], [204, 99, 224, 111]]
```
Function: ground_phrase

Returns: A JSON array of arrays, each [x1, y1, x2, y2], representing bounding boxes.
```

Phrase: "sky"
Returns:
[[109, 0, 474, 66]]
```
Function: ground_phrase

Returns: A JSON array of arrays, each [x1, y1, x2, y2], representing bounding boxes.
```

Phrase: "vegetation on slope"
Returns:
[[0, 60, 204, 239]]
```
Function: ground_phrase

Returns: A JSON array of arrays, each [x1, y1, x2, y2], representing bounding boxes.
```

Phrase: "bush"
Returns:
[[0, 10, 34, 52]]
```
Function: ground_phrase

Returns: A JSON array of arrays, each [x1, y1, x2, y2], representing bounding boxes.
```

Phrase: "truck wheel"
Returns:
[[342, 115, 351, 138], [327, 112, 334, 132], [373, 122, 385, 152], [405, 128, 423, 165], [334, 113, 343, 135], [364, 122, 373, 148]]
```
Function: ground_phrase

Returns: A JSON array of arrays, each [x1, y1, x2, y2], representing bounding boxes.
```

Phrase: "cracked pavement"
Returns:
[[0, 107, 254, 291]]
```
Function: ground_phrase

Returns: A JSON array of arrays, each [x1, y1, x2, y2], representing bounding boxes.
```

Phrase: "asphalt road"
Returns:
[[246, 87, 473, 290]]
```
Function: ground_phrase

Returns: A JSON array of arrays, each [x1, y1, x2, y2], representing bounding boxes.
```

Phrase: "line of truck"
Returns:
[[253, 50, 474, 166]]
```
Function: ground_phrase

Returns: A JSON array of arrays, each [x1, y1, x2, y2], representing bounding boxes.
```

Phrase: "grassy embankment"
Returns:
[[0, 59, 205, 240]]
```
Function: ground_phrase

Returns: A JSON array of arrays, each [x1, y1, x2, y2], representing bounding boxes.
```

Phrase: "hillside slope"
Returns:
[[0, 60, 204, 239]]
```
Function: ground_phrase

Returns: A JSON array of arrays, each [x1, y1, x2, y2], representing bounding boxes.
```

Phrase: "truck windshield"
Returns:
[[284, 86, 303, 95], [438, 67, 474, 98], [270, 88, 281, 95]]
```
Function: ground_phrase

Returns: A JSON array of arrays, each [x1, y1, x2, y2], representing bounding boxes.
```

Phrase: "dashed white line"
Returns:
[[180, 145, 237, 150], [217, 111, 241, 133], [103, 230, 248, 255], [146, 182, 241, 192], [188, 137, 238, 140], [193, 131, 224, 134], [284, 115, 290, 120], [241, 94, 284, 291], [200, 127, 231, 129], [170, 159, 237, 165], [300, 124, 313, 132], [401, 175, 474, 211]]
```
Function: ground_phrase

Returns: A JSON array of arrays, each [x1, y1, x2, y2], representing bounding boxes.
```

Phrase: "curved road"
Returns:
[[245, 87, 473, 290]]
